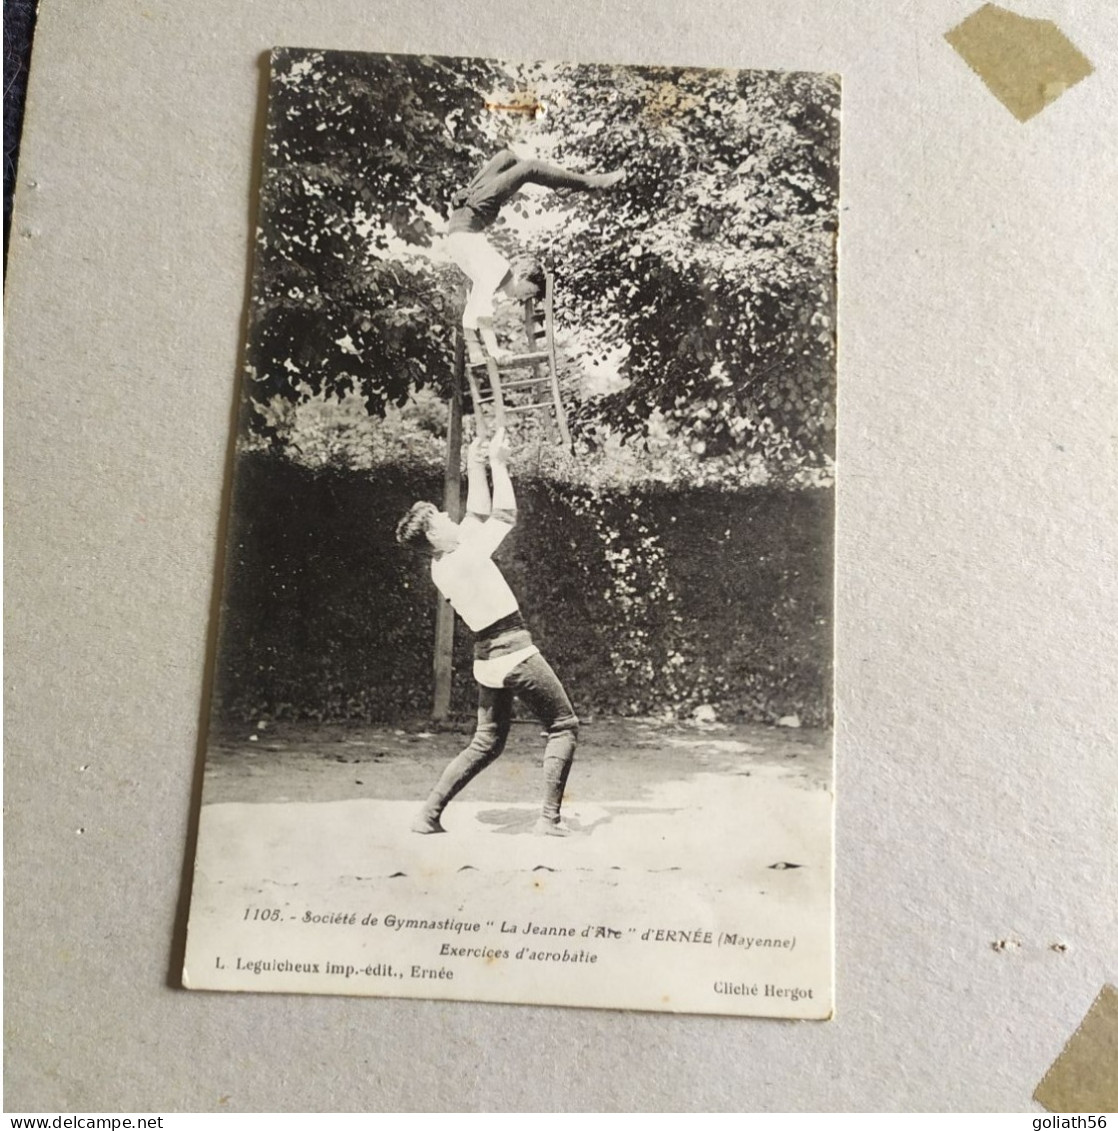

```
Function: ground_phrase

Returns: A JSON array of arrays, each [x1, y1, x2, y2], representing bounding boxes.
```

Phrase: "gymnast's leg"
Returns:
[[483, 157, 624, 198], [411, 686, 513, 833]]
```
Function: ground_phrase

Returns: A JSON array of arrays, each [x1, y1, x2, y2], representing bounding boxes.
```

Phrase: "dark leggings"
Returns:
[[420, 653, 579, 822], [458, 149, 605, 217], [483, 157, 603, 197]]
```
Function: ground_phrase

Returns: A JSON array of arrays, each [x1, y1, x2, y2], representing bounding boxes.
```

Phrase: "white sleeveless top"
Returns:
[[430, 512, 539, 687]]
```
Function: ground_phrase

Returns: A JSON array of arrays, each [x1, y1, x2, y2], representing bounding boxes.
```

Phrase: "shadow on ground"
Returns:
[[202, 716, 831, 806]]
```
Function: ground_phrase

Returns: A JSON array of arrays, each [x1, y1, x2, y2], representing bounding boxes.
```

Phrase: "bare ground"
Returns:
[[186, 717, 834, 1014], [201, 716, 831, 806]]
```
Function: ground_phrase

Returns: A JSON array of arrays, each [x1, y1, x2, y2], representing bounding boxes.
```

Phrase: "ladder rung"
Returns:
[[496, 351, 549, 367], [505, 402, 554, 413], [474, 376, 551, 405], [478, 398, 553, 411], [470, 350, 549, 369], [501, 376, 552, 390]]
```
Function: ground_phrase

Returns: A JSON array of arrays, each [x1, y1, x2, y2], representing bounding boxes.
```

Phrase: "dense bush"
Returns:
[[212, 451, 833, 727]]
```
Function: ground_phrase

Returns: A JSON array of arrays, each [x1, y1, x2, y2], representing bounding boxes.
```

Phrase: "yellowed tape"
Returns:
[[945, 3, 1093, 122], [1034, 984, 1118, 1113]]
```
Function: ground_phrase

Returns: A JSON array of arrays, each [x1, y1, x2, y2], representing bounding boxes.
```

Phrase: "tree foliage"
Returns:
[[522, 63, 839, 469], [247, 50, 502, 423], [245, 50, 839, 477]]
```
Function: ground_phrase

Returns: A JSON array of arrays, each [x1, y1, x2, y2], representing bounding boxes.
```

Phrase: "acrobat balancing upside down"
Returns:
[[445, 146, 624, 364]]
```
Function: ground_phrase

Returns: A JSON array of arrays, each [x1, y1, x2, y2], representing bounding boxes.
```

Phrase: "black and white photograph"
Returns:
[[183, 47, 840, 1018]]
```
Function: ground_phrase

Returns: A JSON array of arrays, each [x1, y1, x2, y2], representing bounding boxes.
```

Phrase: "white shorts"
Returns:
[[446, 230, 511, 329], [473, 644, 540, 689]]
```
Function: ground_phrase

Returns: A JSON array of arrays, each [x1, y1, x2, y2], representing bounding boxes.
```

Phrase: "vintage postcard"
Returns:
[[183, 48, 838, 1017]]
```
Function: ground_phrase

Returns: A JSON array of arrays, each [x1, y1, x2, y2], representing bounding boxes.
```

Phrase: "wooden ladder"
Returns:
[[461, 269, 571, 447]]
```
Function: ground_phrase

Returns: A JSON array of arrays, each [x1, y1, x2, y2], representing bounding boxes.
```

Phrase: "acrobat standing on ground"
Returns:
[[396, 427, 578, 836], [446, 147, 624, 364]]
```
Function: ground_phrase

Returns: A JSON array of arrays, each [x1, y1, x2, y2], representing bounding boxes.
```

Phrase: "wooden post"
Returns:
[[432, 330, 465, 721], [543, 270, 572, 448]]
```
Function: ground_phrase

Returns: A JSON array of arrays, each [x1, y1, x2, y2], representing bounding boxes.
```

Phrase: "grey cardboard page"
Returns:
[[4, 0, 1116, 1112]]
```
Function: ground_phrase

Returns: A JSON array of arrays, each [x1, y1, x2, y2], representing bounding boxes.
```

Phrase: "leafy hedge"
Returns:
[[212, 452, 833, 726]]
